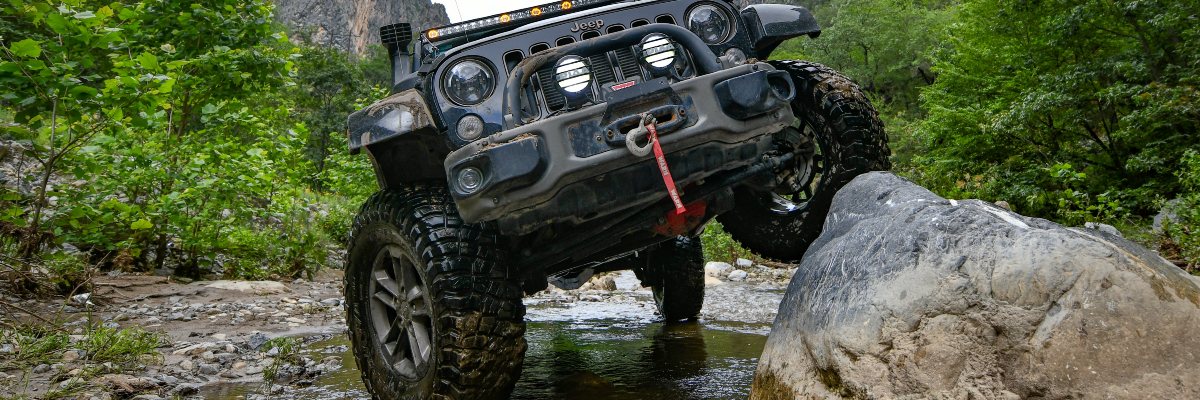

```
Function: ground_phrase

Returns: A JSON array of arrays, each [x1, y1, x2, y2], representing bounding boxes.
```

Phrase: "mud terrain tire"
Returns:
[[345, 187, 526, 400], [637, 236, 705, 321], [717, 60, 891, 262]]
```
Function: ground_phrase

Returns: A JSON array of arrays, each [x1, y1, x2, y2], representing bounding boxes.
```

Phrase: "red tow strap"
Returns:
[[645, 118, 687, 215]]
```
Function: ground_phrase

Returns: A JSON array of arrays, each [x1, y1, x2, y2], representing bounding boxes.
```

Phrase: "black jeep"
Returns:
[[342, 0, 890, 398]]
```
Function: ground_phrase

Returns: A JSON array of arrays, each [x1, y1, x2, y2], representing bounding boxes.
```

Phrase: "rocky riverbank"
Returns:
[[2, 262, 794, 399]]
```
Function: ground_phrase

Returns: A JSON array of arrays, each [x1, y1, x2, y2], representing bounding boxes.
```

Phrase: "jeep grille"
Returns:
[[515, 16, 692, 117]]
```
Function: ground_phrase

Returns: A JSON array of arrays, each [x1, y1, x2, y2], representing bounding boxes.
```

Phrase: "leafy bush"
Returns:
[[700, 222, 757, 264], [1163, 151, 1200, 270], [1, 0, 380, 280]]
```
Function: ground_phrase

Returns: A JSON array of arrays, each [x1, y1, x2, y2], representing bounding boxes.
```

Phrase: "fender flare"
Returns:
[[346, 89, 451, 186], [346, 89, 438, 153], [740, 4, 822, 60]]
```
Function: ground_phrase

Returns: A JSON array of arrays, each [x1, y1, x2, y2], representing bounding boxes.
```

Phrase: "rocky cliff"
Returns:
[[274, 0, 450, 56]]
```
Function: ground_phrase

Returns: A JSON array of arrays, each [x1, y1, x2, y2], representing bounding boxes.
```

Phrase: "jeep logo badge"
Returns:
[[571, 19, 604, 32]]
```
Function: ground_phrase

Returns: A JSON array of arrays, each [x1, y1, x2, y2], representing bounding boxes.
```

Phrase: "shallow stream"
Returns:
[[201, 272, 783, 399]]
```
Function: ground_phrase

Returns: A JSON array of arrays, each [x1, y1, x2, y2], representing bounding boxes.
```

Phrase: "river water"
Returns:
[[201, 271, 784, 399]]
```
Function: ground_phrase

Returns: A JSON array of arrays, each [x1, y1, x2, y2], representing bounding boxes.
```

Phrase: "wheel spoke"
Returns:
[[394, 359, 417, 377], [373, 269, 400, 298], [406, 286, 423, 305], [409, 321, 431, 362], [372, 291, 397, 311]]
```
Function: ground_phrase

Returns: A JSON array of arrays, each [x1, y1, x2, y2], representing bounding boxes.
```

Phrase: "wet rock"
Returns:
[[752, 172, 1200, 400], [726, 270, 748, 282], [705, 261, 733, 277], [203, 280, 290, 295], [168, 383, 199, 396], [591, 275, 617, 291]]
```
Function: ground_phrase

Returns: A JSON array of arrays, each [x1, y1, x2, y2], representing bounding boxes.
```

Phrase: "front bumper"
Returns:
[[446, 62, 794, 235]]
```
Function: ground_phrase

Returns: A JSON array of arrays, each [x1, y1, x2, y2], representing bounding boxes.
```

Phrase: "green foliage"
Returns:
[[700, 222, 756, 264], [261, 336, 303, 382], [78, 324, 164, 367], [774, 0, 953, 112], [913, 0, 1200, 219], [1164, 151, 1200, 270], [1, 0, 380, 279], [0, 325, 69, 369]]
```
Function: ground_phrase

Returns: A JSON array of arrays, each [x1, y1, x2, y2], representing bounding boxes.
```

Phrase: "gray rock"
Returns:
[[726, 270, 748, 282], [248, 332, 270, 350], [168, 383, 198, 396], [1153, 198, 1182, 234], [198, 363, 220, 375], [203, 280, 290, 295], [752, 172, 1200, 400], [1085, 221, 1123, 237], [736, 258, 754, 268], [62, 350, 81, 362], [704, 262, 734, 277], [33, 364, 50, 373]]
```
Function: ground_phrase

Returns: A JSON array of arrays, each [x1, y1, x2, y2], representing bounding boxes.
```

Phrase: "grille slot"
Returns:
[[615, 47, 642, 81], [537, 66, 567, 111], [590, 54, 617, 88]]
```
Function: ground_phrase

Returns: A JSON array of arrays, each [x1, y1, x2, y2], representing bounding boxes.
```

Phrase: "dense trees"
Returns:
[[1, 0, 378, 285], [772, 0, 1199, 268], [2, 0, 1197, 284]]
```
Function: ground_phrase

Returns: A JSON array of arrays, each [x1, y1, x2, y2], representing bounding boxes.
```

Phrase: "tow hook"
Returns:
[[624, 114, 657, 157], [627, 114, 687, 215]]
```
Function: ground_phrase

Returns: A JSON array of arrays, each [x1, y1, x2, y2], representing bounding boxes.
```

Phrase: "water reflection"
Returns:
[[200, 320, 766, 400], [513, 321, 764, 400]]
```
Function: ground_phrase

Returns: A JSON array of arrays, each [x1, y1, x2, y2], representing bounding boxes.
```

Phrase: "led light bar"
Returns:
[[424, 0, 619, 42]]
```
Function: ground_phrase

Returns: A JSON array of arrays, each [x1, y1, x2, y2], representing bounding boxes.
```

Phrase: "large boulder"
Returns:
[[752, 172, 1200, 399]]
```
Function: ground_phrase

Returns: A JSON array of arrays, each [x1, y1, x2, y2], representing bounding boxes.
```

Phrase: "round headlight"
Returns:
[[555, 55, 591, 94], [443, 59, 495, 106], [640, 34, 677, 72], [687, 4, 731, 44], [456, 115, 485, 141], [457, 167, 484, 194]]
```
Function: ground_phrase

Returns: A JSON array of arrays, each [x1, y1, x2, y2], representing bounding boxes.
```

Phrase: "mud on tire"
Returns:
[[344, 187, 526, 400], [636, 236, 705, 321], [717, 60, 891, 263]]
